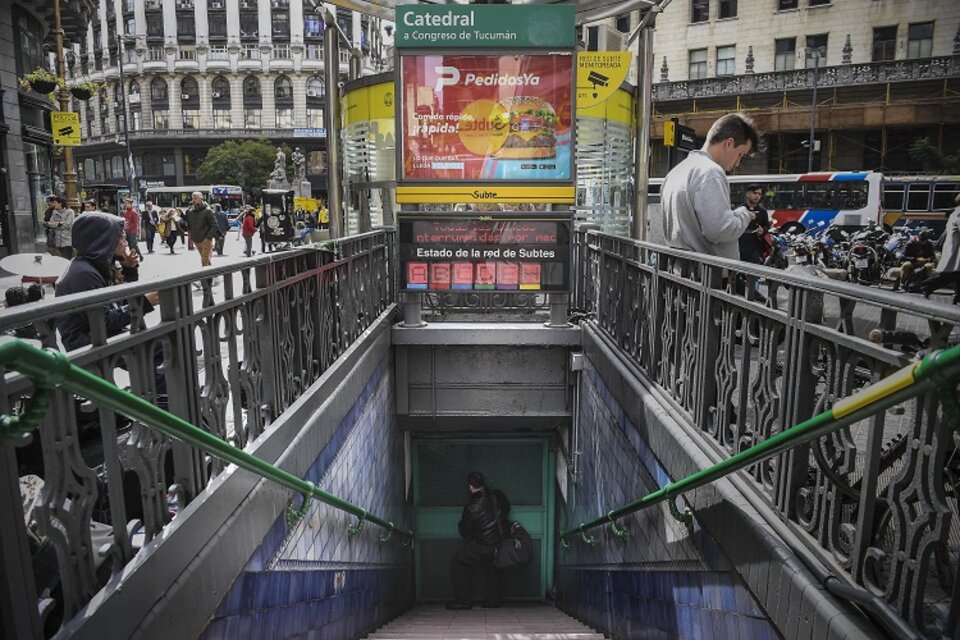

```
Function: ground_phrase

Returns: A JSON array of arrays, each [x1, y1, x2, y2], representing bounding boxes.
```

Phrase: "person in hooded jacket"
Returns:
[[448, 471, 503, 610], [921, 193, 960, 305], [55, 212, 160, 351]]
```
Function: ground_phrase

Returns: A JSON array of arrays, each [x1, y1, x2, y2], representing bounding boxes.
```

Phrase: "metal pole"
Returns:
[[323, 8, 343, 239], [116, 35, 135, 199], [632, 14, 656, 241], [53, 0, 78, 211], [807, 49, 819, 173], [349, 47, 362, 81]]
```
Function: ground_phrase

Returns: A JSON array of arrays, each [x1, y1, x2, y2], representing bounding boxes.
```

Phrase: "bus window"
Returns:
[[770, 184, 799, 209], [906, 184, 931, 211], [932, 183, 960, 210], [804, 183, 829, 209], [836, 183, 867, 209], [883, 183, 905, 211]]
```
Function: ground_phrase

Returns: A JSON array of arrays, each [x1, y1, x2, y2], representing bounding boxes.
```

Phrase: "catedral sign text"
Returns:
[[395, 5, 576, 49]]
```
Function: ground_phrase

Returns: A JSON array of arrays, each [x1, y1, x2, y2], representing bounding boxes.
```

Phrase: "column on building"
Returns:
[[293, 73, 307, 126], [230, 75, 244, 129], [262, 73, 276, 131], [169, 76, 183, 129]]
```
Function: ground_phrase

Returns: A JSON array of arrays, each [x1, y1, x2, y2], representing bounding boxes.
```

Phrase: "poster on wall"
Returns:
[[400, 54, 574, 183]]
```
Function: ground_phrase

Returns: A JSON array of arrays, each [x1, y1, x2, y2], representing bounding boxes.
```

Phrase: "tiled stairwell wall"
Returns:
[[203, 355, 412, 640], [555, 358, 778, 640]]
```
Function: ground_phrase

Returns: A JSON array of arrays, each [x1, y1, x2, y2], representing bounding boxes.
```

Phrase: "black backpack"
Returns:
[[494, 521, 533, 572]]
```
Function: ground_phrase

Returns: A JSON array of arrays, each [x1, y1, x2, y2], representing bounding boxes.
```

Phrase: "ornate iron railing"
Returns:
[[654, 55, 960, 102], [573, 229, 960, 638], [0, 231, 396, 638]]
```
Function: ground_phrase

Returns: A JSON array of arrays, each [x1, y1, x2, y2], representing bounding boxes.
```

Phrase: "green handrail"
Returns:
[[0, 337, 413, 541], [561, 343, 960, 541]]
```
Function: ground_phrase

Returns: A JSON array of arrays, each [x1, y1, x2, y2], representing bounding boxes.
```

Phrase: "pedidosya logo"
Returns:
[[435, 66, 542, 89]]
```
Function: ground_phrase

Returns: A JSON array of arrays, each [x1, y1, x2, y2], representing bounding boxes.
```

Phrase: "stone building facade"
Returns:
[[588, 0, 960, 174]]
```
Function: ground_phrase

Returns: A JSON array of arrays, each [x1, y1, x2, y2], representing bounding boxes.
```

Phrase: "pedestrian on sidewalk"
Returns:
[[213, 204, 229, 256], [160, 208, 179, 254], [143, 201, 159, 253], [122, 198, 143, 261], [185, 192, 218, 267], [241, 208, 257, 257], [44, 196, 74, 259], [447, 471, 503, 610], [661, 113, 762, 259]]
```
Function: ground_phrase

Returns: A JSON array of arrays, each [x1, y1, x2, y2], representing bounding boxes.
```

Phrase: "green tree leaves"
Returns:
[[195, 139, 293, 198]]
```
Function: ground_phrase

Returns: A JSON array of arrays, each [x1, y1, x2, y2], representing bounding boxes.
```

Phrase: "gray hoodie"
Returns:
[[661, 149, 752, 260]]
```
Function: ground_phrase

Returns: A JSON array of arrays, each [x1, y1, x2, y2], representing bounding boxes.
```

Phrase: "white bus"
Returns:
[[144, 185, 245, 213]]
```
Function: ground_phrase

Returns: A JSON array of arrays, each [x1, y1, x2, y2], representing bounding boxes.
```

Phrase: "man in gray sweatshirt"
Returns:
[[661, 113, 762, 260]]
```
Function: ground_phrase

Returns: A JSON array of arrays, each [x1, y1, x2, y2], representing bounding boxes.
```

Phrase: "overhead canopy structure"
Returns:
[[319, 0, 670, 26]]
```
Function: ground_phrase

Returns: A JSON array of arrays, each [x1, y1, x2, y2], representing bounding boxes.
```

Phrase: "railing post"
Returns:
[[695, 264, 724, 432], [0, 441, 43, 640], [546, 293, 571, 328], [401, 292, 425, 328]]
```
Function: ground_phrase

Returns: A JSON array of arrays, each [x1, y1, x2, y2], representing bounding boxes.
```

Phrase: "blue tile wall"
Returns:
[[202, 355, 413, 640], [555, 358, 777, 640]]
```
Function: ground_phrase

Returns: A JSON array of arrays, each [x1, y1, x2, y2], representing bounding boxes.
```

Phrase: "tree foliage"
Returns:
[[909, 137, 960, 174], [195, 138, 293, 198]]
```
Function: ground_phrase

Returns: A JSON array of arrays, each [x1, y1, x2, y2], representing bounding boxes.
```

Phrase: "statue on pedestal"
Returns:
[[292, 147, 306, 184], [270, 147, 287, 182]]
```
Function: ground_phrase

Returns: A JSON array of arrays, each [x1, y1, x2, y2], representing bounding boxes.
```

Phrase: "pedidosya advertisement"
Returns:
[[400, 54, 573, 182]]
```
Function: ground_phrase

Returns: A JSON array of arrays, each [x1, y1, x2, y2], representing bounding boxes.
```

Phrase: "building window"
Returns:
[[177, 16, 195, 37], [778, 0, 798, 9], [306, 76, 324, 99], [239, 12, 258, 38], [275, 107, 293, 128], [150, 77, 168, 102], [240, 45, 260, 60], [148, 45, 165, 61], [212, 111, 231, 129], [716, 45, 735, 75], [182, 109, 200, 129], [179, 46, 197, 61], [615, 13, 630, 33], [208, 46, 228, 60], [872, 26, 897, 62], [154, 110, 169, 129], [305, 44, 322, 60], [209, 16, 227, 38], [272, 12, 290, 38], [125, 18, 136, 36], [146, 13, 163, 37], [274, 45, 290, 59], [131, 110, 142, 131], [775, 37, 796, 71], [808, 0, 830, 5], [208, 0, 225, 9], [183, 152, 200, 175], [688, 48, 707, 79], [181, 76, 199, 102], [718, 0, 737, 18], [243, 76, 261, 102], [211, 75, 231, 102], [307, 108, 323, 128], [125, 48, 138, 64], [274, 76, 293, 101], [805, 34, 827, 68], [244, 108, 261, 128], [907, 22, 933, 58], [304, 14, 323, 38], [691, 0, 708, 23]]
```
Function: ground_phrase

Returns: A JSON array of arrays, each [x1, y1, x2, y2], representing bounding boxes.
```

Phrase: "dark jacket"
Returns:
[[55, 213, 142, 351], [458, 488, 502, 546], [185, 202, 218, 243], [214, 209, 230, 234]]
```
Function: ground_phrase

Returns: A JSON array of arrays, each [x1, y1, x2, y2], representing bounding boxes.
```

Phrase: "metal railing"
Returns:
[[0, 231, 397, 637], [571, 229, 960, 638], [0, 337, 413, 535]]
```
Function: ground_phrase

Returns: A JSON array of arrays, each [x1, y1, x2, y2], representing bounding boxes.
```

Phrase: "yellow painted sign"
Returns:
[[51, 111, 81, 146], [343, 82, 395, 126], [576, 52, 631, 109], [664, 120, 676, 147], [577, 87, 634, 127], [294, 197, 318, 211], [397, 185, 575, 204]]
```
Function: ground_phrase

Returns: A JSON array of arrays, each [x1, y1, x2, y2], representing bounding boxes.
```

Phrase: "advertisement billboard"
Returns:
[[400, 54, 574, 184]]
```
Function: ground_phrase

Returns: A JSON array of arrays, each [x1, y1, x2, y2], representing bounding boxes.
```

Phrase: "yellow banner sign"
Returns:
[[343, 82, 395, 126], [576, 52, 631, 109], [51, 111, 81, 146], [294, 197, 318, 211], [397, 185, 575, 204]]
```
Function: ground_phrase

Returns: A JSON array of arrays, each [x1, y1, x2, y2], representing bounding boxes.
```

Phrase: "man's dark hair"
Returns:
[[83, 199, 97, 209], [49, 196, 66, 206], [25, 283, 44, 302], [745, 183, 764, 192], [706, 113, 764, 153], [467, 471, 485, 490], [5, 286, 27, 307]]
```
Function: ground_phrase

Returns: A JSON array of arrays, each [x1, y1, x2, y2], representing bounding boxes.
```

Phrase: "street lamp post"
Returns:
[[52, 0, 79, 210], [806, 46, 822, 173], [116, 35, 136, 200]]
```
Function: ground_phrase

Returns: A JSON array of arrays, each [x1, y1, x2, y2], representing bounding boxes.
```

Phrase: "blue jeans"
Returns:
[[126, 232, 142, 259]]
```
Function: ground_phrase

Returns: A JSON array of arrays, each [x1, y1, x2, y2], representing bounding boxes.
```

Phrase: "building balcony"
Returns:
[[77, 127, 328, 150], [653, 55, 960, 102]]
